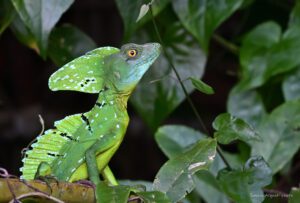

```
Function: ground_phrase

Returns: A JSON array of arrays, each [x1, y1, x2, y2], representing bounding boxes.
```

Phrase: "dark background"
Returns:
[[0, 0, 292, 185]]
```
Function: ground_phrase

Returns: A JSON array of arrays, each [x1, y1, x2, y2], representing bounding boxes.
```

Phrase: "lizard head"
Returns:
[[104, 43, 161, 94]]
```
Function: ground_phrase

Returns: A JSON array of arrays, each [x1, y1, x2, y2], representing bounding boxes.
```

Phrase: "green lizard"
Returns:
[[20, 43, 161, 192]]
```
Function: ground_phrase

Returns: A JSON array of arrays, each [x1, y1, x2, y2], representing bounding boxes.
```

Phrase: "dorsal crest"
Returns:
[[49, 47, 120, 93]]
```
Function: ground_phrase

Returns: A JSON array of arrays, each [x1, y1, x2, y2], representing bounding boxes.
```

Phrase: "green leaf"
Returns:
[[96, 183, 131, 203], [239, 21, 300, 90], [189, 77, 214, 94], [131, 21, 206, 129], [227, 86, 266, 128], [0, 0, 15, 35], [155, 125, 206, 158], [289, 188, 300, 203], [154, 125, 228, 202], [115, 0, 170, 40], [48, 25, 96, 66], [119, 180, 153, 191], [282, 67, 300, 101], [136, 4, 150, 22], [10, 14, 37, 51], [289, 1, 300, 28], [194, 171, 229, 203], [213, 113, 261, 145], [11, 0, 74, 58], [251, 100, 300, 174], [153, 138, 217, 202], [172, 0, 243, 52], [136, 191, 171, 203], [218, 156, 272, 203]]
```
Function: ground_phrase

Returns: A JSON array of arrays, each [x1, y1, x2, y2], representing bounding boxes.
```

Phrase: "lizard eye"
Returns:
[[127, 49, 137, 58]]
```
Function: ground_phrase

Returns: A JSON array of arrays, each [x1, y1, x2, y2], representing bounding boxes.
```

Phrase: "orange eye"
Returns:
[[127, 49, 137, 57]]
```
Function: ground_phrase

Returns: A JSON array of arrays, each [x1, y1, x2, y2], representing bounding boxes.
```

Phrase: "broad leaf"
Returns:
[[115, 0, 170, 40], [154, 125, 228, 202], [119, 180, 153, 191], [155, 125, 206, 158], [289, 188, 300, 203], [227, 86, 266, 128], [0, 0, 15, 35], [11, 0, 74, 58], [189, 77, 214, 95], [96, 183, 131, 203], [48, 25, 96, 66], [289, 1, 300, 28], [251, 100, 300, 174], [239, 21, 300, 90], [10, 14, 37, 51], [131, 21, 206, 129], [153, 138, 217, 202], [282, 67, 300, 101], [213, 113, 260, 144], [218, 156, 272, 203], [136, 191, 171, 203], [172, 0, 243, 52], [194, 171, 229, 203]]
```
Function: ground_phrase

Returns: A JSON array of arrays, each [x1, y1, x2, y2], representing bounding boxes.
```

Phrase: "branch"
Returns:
[[0, 178, 94, 202]]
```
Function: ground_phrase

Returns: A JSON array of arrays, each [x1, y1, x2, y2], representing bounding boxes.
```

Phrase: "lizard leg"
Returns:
[[102, 166, 118, 186]]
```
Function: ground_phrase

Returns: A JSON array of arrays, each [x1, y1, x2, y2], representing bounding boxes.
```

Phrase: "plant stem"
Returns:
[[212, 34, 239, 55], [149, 7, 232, 170]]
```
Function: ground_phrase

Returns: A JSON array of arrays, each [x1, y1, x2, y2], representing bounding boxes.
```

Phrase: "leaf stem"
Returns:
[[149, 7, 232, 170], [212, 34, 239, 55]]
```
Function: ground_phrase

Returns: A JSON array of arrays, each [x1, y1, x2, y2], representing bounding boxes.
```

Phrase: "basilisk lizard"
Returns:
[[20, 43, 161, 195]]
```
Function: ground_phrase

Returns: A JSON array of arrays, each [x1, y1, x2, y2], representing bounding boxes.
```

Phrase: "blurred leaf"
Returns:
[[131, 21, 206, 129], [251, 100, 300, 174], [136, 4, 150, 22], [48, 25, 96, 66], [115, 0, 170, 40], [136, 191, 171, 203], [289, 1, 300, 28], [155, 125, 206, 158], [10, 14, 38, 51], [0, 0, 15, 35], [11, 0, 74, 58], [172, 0, 243, 52], [119, 180, 153, 191], [218, 156, 272, 203], [194, 171, 229, 203], [239, 21, 300, 90], [153, 138, 217, 202], [282, 67, 300, 101], [189, 77, 214, 94], [213, 113, 260, 144], [96, 183, 131, 203], [289, 188, 300, 203], [227, 86, 266, 128]]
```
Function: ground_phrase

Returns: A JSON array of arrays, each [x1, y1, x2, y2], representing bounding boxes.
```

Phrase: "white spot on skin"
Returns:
[[104, 117, 108, 121], [71, 168, 76, 173], [188, 162, 206, 171], [70, 65, 75, 69], [78, 158, 83, 163], [110, 101, 114, 105], [69, 79, 74, 82], [74, 73, 78, 77], [114, 113, 117, 118], [63, 154, 67, 158], [95, 113, 99, 117], [116, 124, 120, 129], [100, 135, 104, 138], [85, 126, 89, 130], [58, 160, 62, 165], [91, 119, 94, 123], [88, 71, 94, 74], [208, 154, 216, 161]]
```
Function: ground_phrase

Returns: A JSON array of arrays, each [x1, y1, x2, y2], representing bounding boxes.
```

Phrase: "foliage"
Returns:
[[1, 0, 300, 202]]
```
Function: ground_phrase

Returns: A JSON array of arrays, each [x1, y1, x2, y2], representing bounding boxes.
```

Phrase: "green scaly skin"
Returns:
[[20, 43, 161, 196]]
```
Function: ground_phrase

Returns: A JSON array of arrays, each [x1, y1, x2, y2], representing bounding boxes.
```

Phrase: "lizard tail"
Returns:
[[20, 114, 85, 180]]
